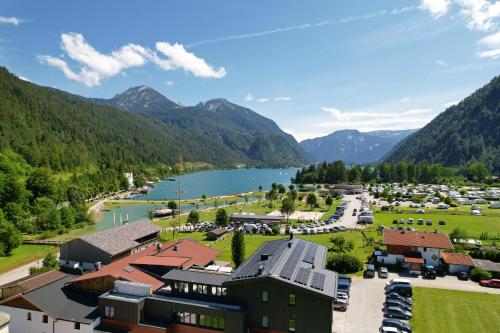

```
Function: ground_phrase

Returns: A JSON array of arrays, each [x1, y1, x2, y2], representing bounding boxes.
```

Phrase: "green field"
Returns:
[[0, 245, 59, 274], [373, 211, 500, 238], [411, 287, 500, 333]]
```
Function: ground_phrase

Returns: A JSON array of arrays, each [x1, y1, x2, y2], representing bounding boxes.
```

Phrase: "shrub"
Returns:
[[469, 267, 492, 282], [271, 225, 280, 235], [326, 254, 363, 274]]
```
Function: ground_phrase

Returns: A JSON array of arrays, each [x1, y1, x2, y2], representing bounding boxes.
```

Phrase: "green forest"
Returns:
[[293, 160, 493, 185]]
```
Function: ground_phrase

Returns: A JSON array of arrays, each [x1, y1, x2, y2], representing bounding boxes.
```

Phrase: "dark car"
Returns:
[[457, 271, 469, 281], [386, 292, 412, 306], [384, 299, 412, 312], [382, 318, 412, 333], [422, 265, 437, 279], [385, 285, 412, 297], [385, 306, 412, 320], [438, 220, 446, 225]]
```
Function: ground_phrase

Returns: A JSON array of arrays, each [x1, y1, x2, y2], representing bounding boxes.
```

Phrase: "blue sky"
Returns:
[[1, 0, 500, 141]]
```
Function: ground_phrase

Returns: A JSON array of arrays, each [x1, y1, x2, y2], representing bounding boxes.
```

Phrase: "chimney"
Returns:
[[173, 245, 179, 251], [261, 254, 269, 261], [258, 264, 264, 275], [156, 243, 162, 252], [288, 242, 292, 248]]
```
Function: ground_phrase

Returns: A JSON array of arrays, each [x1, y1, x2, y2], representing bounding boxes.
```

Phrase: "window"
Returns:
[[42, 314, 48, 323], [289, 293, 296, 306], [219, 317, 225, 329], [27, 312, 31, 321], [262, 315, 269, 328], [74, 322, 81, 330], [104, 306, 114, 319], [261, 290, 268, 302], [199, 315, 206, 326], [289, 319, 296, 332], [423, 247, 427, 252]]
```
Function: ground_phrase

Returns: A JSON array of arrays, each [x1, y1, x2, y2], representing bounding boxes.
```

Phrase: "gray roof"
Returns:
[[473, 259, 500, 273], [23, 274, 99, 324], [228, 238, 337, 299], [79, 219, 160, 255], [162, 269, 230, 286], [231, 213, 284, 220], [148, 294, 242, 312]]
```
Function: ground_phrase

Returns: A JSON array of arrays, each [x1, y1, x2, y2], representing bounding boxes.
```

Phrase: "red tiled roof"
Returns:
[[72, 239, 220, 290], [383, 230, 453, 250], [130, 256, 189, 267], [404, 257, 424, 264], [441, 253, 475, 266]]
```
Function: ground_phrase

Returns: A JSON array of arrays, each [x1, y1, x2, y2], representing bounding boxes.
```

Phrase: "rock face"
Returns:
[[300, 129, 417, 163]]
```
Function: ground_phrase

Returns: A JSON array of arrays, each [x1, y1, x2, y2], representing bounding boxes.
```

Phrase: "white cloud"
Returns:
[[257, 98, 269, 103], [420, 0, 451, 18], [244, 93, 254, 102], [0, 16, 22, 26], [274, 96, 291, 101], [443, 100, 459, 107], [400, 97, 411, 102], [39, 32, 226, 87], [155, 42, 226, 78], [436, 59, 449, 66], [477, 30, 500, 58], [165, 80, 174, 87], [283, 129, 328, 142]]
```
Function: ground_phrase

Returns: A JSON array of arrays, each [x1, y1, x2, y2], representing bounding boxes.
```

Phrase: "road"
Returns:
[[337, 194, 364, 229], [0, 259, 44, 286]]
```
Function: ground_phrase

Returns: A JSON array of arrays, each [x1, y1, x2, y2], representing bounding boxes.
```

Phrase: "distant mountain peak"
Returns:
[[198, 98, 236, 111], [110, 85, 180, 111]]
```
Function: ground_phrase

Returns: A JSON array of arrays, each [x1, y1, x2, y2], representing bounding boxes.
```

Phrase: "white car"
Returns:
[[416, 208, 425, 214], [471, 209, 481, 216], [385, 278, 411, 288], [380, 327, 401, 333]]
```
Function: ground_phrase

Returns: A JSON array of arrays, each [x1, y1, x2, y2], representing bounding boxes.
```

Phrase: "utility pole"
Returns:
[[177, 155, 184, 229]]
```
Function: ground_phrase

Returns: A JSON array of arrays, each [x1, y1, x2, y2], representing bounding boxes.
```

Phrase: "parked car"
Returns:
[[386, 292, 412, 306], [426, 219, 433, 225], [386, 285, 412, 297], [416, 209, 425, 214], [407, 218, 414, 225], [380, 327, 401, 333], [457, 271, 469, 281], [382, 319, 412, 333], [417, 219, 424, 225], [422, 265, 437, 279], [378, 267, 389, 279], [333, 298, 348, 311], [479, 278, 500, 288], [385, 278, 411, 289], [384, 299, 412, 312], [385, 306, 412, 320], [438, 220, 446, 225]]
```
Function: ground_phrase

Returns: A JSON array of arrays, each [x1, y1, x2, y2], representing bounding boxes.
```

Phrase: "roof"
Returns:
[[0, 312, 9, 327], [228, 237, 337, 299], [404, 257, 424, 264], [9, 274, 100, 324], [383, 230, 453, 250], [148, 294, 242, 312], [78, 220, 161, 256], [206, 228, 227, 236], [0, 270, 66, 290], [441, 253, 475, 266], [72, 239, 220, 290], [231, 213, 284, 220], [473, 259, 500, 273], [162, 269, 230, 286]]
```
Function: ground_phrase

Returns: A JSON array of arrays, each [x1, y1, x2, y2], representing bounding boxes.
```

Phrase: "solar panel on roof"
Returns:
[[311, 272, 325, 290], [234, 240, 285, 279], [279, 241, 306, 280], [303, 244, 318, 264], [294, 267, 311, 285]]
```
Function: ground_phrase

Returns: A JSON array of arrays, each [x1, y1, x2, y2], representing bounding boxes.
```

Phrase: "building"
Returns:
[[60, 219, 161, 269], [206, 228, 227, 241], [97, 236, 338, 333], [329, 184, 363, 195], [377, 230, 454, 274], [473, 259, 500, 278], [0, 274, 100, 333], [0, 312, 9, 333], [231, 213, 284, 225], [441, 253, 475, 274], [0, 270, 66, 300]]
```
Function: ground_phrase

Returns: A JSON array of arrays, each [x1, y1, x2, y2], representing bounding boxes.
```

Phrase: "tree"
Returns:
[[329, 236, 354, 253], [169, 219, 180, 240], [42, 252, 59, 269], [280, 198, 295, 223], [306, 193, 317, 210], [201, 194, 207, 200], [26, 167, 55, 201], [215, 208, 229, 227], [325, 195, 333, 211], [326, 254, 363, 274], [32, 197, 61, 232], [231, 231, 245, 268], [60, 206, 76, 229], [167, 200, 178, 210], [265, 188, 278, 205], [187, 210, 200, 225], [288, 184, 294, 191], [449, 228, 468, 242], [287, 189, 298, 201], [277, 184, 286, 195], [0, 210, 22, 255], [258, 185, 263, 191], [467, 162, 490, 182], [469, 267, 492, 282]]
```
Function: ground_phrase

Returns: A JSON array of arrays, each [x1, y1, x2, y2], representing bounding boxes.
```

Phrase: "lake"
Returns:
[[96, 168, 298, 228]]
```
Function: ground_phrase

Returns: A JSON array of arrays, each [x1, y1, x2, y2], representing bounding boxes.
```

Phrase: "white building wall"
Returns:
[[377, 254, 404, 265], [418, 247, 441, 267], [0, 323, 8, 333], [55, 318, 99, 333]]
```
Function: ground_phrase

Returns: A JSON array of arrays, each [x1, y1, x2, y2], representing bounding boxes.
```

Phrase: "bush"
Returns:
[[271, 225, 280, 235], [326, 254, 363, 274], [469, 267, 492, 282]]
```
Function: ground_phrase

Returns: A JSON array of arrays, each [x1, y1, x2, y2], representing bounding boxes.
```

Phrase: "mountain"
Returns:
[[96, 87, 310, 167], [300, 129, 417, 164], [0, 67, 252, 171], [385, 76, 500, 173]]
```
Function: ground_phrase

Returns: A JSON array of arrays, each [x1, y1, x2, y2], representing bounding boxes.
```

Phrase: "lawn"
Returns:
[[0, 245, 59, 274], [373, 211, 500, 238], [411, 287, 500, 333]]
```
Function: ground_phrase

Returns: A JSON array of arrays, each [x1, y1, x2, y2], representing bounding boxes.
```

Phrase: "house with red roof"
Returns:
[[377, 230, 454, 273], [441, 252, 475, 274]]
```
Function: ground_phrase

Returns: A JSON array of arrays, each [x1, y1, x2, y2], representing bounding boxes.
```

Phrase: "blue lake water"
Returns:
[[96, 168, 297, 228]]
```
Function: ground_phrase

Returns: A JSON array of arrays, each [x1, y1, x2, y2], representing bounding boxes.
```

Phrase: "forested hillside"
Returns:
[[95, 87, 310, 167], [385, 76, 500, 173]]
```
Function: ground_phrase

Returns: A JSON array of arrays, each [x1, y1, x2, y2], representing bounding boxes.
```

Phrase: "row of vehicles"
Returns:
[[333, 276, 351, 312], [380, 279, 413, 333], [392, 218, 446, 226]]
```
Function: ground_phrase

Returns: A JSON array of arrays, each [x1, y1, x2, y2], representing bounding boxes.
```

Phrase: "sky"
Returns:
[[1, 0, 500, 142]]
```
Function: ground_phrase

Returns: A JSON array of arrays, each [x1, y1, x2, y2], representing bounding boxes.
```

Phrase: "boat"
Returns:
[[151, 208, 174, 217]]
